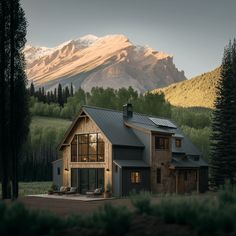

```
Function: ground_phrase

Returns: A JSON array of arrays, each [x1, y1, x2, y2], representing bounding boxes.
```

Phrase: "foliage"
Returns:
[[181, 126, 211, 161], [152, 67, 221, 109], [130, 191, 152, 215], [0, 202, 65, 236], [19, 117, 70, 181], [0, 0, 30, 199], [150, 189, 236, 235], [90, 203, 133, 236], [210, 40, 236, 186], [0, 202, 132, 236]]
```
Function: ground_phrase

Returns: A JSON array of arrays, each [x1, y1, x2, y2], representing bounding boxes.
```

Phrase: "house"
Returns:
[[53, 104, 208, 196]]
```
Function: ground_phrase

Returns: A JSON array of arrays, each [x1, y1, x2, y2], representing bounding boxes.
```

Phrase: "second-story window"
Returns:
[[155, 137, 169, 150], [175, 138, 182, 148], [71, 133, 105, 162]]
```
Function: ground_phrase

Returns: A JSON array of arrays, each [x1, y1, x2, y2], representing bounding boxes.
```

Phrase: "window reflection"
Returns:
[[71, 133, 105, 162]]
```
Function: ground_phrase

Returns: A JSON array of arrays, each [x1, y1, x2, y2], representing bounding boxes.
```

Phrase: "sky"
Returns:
[[21, 0, 236, 79]]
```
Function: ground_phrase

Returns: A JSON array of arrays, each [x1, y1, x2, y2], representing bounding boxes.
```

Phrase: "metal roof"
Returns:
[[170, 156, 208, 168], [59, 105, 203, 158], [83, 106, 144, 147], [113, 159, 149, 168]]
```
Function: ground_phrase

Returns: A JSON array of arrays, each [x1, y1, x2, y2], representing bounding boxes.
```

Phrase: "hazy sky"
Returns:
[[22, 0, 236, 78]]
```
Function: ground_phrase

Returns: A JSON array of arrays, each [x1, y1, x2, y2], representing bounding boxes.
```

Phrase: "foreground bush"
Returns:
[[91, 203, 132, 236], [151, 191, 236, 235], [130, 191, 152, 215], [0, 203, 65, 236], [0, 202, 133, 236]]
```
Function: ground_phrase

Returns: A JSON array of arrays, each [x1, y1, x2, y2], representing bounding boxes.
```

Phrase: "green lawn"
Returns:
[[31, 116, 72, 131], [0, 182, 52, 197]]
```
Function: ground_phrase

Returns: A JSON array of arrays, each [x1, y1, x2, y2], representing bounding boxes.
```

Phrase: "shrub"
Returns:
[[130, 191, 152, 215], [90, 203, 132, 236]]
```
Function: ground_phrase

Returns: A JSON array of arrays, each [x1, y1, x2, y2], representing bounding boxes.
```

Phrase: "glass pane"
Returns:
[[71, 135, 77, 144], [78, 134, 88, 143], [98, 133, 104, 142], [98, 155, 104, 162], [98, 142, 104, 155], [97, 169, 104, 188], [78, 143, 88, 156], [89, 155, 97, 162], [89, 142, 97, 155], [89, 133, 97, 143], [71, 169, 78, 187], [88, 169, 96, 190]]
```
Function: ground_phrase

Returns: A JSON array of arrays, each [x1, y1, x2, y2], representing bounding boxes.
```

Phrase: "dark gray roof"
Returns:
[[172, 128, 201, 156], [83, 106, 144, 147], [171, 156, 208, 168], [113, 160, 149, 168], [59, 105, 203, 159]]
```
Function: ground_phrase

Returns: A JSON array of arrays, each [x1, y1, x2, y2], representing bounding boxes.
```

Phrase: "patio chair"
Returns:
[[65, 187, 78, 195], [50, 186, 69, 195], [86, 187, 104, 197]]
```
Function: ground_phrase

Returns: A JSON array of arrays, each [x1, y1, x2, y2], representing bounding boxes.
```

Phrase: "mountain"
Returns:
[[151, 67, 221, 109], [24, 34, 186, 93]]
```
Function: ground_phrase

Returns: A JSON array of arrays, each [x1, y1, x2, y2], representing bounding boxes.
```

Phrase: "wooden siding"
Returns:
[[151, 134, 175, 193], [62, 115, 113, 192]]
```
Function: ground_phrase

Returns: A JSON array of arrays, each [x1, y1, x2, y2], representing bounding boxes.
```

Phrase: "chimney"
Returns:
[[123, 103, 133, 119]]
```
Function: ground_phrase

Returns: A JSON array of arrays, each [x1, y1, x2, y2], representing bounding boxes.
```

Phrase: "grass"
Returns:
[[0, 182, 52, 197], [31, 116, 72, 131]]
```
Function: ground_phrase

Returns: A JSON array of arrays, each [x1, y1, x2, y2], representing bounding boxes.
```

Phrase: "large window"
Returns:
[[131, 171, 141, 184], [155, 137, 169, 150], [71, 133, 105, 162]]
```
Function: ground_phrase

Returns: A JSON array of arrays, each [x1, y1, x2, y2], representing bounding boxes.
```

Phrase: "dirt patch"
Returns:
[[17, 196, 133, 216]]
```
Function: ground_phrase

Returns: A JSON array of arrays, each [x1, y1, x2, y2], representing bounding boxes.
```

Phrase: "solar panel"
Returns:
[[149, 117, 177, 129]]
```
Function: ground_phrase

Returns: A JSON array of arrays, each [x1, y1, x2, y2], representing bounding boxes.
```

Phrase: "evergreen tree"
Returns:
[[29, 82, 35, 96], [58, 83, 63, 107], [0, 0, 11, 199], [0, 0, 30, 199], [210, 40, 236, 186], [70, 83, 74, 96]]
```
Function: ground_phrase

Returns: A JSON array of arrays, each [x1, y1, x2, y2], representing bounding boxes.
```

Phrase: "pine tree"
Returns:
[[0, 0, 11, 199], [58, 83, 63, 107], [70, 83, 74, 96], [29, 82, 35, 96], [0, 0, 30, 199], [210, 40, 236, 186]]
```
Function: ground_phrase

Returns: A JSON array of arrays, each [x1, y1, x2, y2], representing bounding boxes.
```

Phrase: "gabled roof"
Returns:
[[58, 105, 202, 158], [83, 106, 144, 148]]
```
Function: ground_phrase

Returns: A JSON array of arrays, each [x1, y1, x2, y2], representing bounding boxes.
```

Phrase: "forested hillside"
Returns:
[[21, 87, 212, 181], [152, 67, 221, 108]]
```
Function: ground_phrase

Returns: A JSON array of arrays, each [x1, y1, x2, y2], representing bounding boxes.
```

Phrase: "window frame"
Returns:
[[71, 133, 105, 162], [131, 171, 141, 184], [155, 136, 169, 150], [175, 138, 182, 148]]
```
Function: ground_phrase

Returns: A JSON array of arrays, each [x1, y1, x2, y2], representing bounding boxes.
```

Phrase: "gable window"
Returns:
[[71, 133, 105, 162], [155, 137, 169, 150], [156, 168, 161, 183], [175, 138, 182, 148], [131, 171, 141, 184]]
